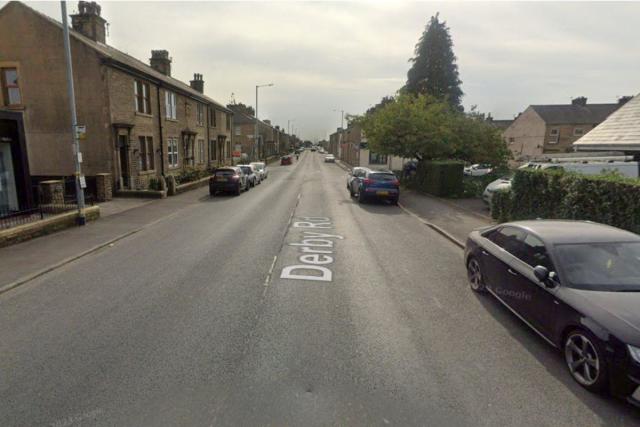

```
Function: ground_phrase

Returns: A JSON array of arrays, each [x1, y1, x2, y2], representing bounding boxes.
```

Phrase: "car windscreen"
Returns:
[[369, 173, 396, 181], [554, 242, 640, 291], [215, 170, 235, 176], [251, 164, 264, 170], [240, 167, 252, 174]]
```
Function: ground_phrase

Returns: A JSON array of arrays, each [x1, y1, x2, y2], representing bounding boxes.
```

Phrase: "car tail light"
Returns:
[[392, 179, 400, 186], [363, 178, 372, 185], [231, 175, 240, 180]]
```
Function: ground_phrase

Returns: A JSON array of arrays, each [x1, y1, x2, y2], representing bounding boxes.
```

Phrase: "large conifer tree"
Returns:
[[406, 13, 463, 109]]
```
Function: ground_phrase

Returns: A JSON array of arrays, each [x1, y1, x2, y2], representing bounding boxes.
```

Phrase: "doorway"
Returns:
[[118, 134, 130, 189]]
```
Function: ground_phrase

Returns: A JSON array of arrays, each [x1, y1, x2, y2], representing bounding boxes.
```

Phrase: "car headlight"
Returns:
[[628, 345, 640, 363]]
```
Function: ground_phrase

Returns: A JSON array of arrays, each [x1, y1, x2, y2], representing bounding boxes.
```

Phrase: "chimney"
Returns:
[[150, 50, 172, 76], [618, 95, 633, 106], [571, 96, 588, 107], [190, 73, 204, 93], [70, 1, 107, 44], [264, 120, 271, 125]]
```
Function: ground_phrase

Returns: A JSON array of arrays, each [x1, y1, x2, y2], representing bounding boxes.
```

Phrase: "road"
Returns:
[[1, 151, 639, 426]]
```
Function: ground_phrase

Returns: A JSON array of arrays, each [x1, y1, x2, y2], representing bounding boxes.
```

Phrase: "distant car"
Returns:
[[310, 147, 317, 152], [250, 162, 268, 180], [210, 166, 249, 196], [350, 169, 399, 205], [482, 175, 513, 205], [324, 154, 335, 163], [464, 163, 493, 176], [465, 220, 640, 406], [238, 164, 259, 187], [281, 155, 293, 165]]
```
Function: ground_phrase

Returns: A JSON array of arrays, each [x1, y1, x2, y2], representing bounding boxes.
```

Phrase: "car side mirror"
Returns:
[[533, 265, 549, 282]]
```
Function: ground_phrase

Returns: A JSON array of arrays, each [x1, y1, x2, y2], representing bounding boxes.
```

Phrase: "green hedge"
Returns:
[[491, 169, 640, 233], [490, 189, 514, 223], [410, 160, 464, 197]]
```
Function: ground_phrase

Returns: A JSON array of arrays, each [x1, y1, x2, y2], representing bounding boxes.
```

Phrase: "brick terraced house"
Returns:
[[0, 0, 234, 199]]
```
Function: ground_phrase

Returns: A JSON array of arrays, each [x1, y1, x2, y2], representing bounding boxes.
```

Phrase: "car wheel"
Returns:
[[235, 186, 241, 196], [357, 191, 365, 204], [391, 197, 399, 205], [467, 257, 486, 292], [564, 329, 608, 392]]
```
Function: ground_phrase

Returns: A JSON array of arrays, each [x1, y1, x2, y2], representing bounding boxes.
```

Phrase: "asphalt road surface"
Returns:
[[1, 151, 639, 426]]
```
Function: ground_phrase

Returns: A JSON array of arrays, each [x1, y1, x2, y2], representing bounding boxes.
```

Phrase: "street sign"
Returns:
[[79, 175, 87, 189], [77, 152, 83, 163], [75, 125, 86, 140]]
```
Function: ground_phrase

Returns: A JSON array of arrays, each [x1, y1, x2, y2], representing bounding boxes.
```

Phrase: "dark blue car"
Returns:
[[349, 169, 399, 205]]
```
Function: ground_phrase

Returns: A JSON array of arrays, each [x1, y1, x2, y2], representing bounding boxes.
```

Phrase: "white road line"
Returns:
[[262, 255, 278, 297]]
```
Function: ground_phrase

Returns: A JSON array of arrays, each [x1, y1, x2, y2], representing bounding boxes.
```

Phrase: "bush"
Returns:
[[490, 189, 514, 223], [492, 169, 640, 233], [175, 167, 209, 185], [148, 177, 162, 191], [410, 160, 464, 197]]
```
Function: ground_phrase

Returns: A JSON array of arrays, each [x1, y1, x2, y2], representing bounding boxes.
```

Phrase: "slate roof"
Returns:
[[530, 103, 619, 125], [1, 1, 232, 113], [491, 119, 513, 130], [574, 94, 640, 151]]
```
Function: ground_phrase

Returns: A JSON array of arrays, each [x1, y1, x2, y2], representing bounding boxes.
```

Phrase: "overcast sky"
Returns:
[[13, 1, 640, 140]]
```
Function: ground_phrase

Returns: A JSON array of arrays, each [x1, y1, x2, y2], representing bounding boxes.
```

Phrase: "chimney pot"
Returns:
[[71, 1, 107, 43], [190, 73, 204, 93], [618, 95, 633, 106], [571, 96, 588, 107]]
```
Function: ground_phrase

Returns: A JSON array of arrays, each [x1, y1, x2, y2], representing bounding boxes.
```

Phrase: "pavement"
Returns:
[[1, 151, 639, 426]]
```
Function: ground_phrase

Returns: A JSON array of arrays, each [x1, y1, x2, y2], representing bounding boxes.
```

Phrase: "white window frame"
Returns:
[[167, 138, 179, 168], [165, 91, 177, 120], [1, 67, 22, 106], [573, 127, 585, 136], [196, 103, 204, 126], [549, 128, 559, 136]]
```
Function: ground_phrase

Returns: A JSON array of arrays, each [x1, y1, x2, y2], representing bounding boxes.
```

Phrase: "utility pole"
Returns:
[[60, 1, 86, 225], [255, 83, 273, 162]]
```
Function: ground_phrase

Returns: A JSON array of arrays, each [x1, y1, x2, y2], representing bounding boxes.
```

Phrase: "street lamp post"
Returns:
[[255, 83, 274, 161], [333, 109, 344, 159], [60, 1, 86, 226]]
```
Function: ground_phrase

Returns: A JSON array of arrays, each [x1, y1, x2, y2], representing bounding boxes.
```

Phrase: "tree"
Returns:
[[360, 94, 509, 167], [405, 13, 463, 109], [227, 102, 255, 117]]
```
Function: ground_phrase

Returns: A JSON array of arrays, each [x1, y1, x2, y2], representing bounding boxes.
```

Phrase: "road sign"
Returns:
[[79, 175, 87, 189], [75, 125, 86, 140]]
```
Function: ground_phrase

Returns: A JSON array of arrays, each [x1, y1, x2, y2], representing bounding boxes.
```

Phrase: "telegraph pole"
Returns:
[[60, 0, 86, 225]]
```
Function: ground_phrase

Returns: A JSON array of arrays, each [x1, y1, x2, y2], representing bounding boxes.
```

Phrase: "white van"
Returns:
[[520, 161, 639, 178]]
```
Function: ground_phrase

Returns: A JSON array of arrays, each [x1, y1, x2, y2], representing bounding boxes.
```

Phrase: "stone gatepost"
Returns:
[[166, 175, 177, 196], [39, 180, 65, 205], [95, 173, 113, 202]]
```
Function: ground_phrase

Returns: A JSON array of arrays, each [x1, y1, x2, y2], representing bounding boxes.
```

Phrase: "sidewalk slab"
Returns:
[[0, 187, 208, 290], [399, 189, 492, 245]]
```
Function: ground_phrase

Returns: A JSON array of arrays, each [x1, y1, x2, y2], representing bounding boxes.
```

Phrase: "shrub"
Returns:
[[411, 160, 464, 197], [175, 167, 209, 184], [492, 169, 640, 234], [148, 177, 162, 191], [490, 189, 514, 223]]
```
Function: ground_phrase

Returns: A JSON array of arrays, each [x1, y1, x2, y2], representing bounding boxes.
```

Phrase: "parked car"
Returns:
[[310, 147, 317, 152], [465, 220, 640, 406], [281, 155, 293, 165], [464, 163, 493, 176], [238, 164, 259, 187], [250, 162, 268, 180], [350, 169, 399, 204], [209, 167, 250, 196], [347, 167, 369, 191], [324, 154, 335, 163], [482, 175, 513, 205]]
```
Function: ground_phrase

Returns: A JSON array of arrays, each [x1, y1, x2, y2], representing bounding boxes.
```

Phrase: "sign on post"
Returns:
[[75, 125, 86, 141]]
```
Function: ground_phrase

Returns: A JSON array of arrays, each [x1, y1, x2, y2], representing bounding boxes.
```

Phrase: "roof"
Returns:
[[574, 94, 640, 151], [491, 119, 514, 130], [509, 220, 640, 245], [530, 103, 619, 125], [2, 1, 231, 113]]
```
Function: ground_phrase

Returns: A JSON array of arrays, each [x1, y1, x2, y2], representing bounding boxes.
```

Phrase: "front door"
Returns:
[[0, 142, 18, 212], [118, 135, 130, 189]]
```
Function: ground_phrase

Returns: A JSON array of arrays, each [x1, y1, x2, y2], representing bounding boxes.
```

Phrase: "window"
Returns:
[[209, 108, 217, 127], [369, 152, 388, 165], [1, 68, 21, 106], [225, 113, 231, 131], [508, 137, 515, 143], [234, 125, 242, 136], [198, 139, 205, 164], [573, 128, 584, 136], [167, 138, 179, 167], [138, 136, 154, 171], [487, 226, 526, 258], [165, 91, 177, 120], [521, 234, 553, 270], [196, 104, 205, 126], [209, 140, 217, 161], [134, 80, 151, 114]]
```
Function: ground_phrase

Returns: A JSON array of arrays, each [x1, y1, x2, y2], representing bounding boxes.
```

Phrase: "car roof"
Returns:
[[367, 169, 394, 174], [216, 167, 238, 172], [504, 220, 640, 245]]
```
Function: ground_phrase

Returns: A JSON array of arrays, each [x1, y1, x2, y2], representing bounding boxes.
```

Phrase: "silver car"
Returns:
[[482, 175, 512, 205], [250, 162, 268, 180]]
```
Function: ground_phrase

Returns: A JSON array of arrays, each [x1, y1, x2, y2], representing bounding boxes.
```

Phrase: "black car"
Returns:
[[465, 220, 640, 406], [209, 167, 249, 196]]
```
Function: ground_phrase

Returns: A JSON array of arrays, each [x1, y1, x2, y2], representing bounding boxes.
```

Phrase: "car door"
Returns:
[[350, 169, 364, 194], [506, 233, 558, 339]]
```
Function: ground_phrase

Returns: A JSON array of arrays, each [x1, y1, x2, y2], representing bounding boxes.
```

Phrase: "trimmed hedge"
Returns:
[[410, 160, 464, 197], [490, 189, 514, 224], [491, 169, 640, 233]]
